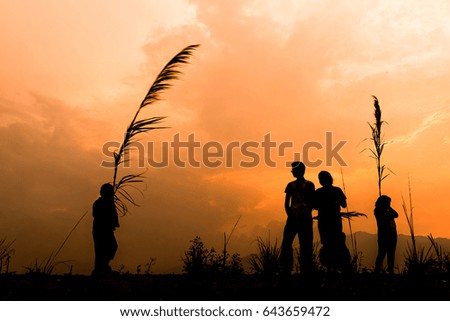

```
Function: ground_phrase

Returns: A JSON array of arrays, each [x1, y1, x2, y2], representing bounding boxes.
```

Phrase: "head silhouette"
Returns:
[[318, 171, 333, 187], [375, 195, 391, 209], [100, 183, 114, 199], [291, 161, 305, 178]]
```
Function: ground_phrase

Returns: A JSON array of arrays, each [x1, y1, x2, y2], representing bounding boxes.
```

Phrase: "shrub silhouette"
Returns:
[[249, 237, 281, 276], [182, 236, 243, 275]]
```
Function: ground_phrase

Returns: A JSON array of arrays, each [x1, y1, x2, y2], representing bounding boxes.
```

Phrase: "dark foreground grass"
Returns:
[[0, 273, 449, 301]]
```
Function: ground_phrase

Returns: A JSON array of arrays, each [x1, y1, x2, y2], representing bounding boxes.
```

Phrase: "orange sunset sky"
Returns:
[[1, 0, 449, 274]]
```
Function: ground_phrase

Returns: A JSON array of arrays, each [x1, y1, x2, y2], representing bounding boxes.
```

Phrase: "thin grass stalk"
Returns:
[[402, 179, 416, 258], [222, 215, 242, 269], [340, 168, 357, 256], [225, 215, 242, 248], [339, 169, 368, 271], [427, 234, 444, 272], [222, 232, 227, 269], [400, 179, 437, 275], [0, 238, 15, 274], [5, 255, 11, 274], [51, 211, 88, 265], [26, 211, 87, 275]]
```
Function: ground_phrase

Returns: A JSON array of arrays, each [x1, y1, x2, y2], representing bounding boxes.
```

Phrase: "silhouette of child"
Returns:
[[280, 161, 315, 274], [313, 171, 350, 272], [374, 195, 398, 273], [92, 183, 120, 276]]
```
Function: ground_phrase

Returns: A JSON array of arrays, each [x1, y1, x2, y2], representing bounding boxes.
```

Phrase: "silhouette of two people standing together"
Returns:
[[281, 161, 350, 275], [92, 183, 120, 276]]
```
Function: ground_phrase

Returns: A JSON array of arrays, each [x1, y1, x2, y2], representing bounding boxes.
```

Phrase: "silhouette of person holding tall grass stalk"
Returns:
[[280, 161, 315, 275], [313, 171, 351, 272], [92, 183, 120, 276], [374, 195, 398, 274]]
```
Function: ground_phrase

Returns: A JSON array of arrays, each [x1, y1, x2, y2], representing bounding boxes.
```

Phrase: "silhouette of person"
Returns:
[[313, 171, 351, 272], [92, 183, 120, 276], [374, 195, 398, 273], [280, 161, 315, 274]]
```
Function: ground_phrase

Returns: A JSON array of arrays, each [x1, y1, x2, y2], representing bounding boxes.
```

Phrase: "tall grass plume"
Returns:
[[366, 96, 392, 196], [112, 44, 199, 215]]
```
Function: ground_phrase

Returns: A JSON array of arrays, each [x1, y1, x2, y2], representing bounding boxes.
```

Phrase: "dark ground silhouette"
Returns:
[[0, 272, 449, 300]]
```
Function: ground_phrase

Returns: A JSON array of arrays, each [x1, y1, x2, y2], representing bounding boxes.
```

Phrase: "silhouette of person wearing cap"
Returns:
[[374, 195, 398, 273], [92, 183, 120, 276], [280, 161, 315, 274]]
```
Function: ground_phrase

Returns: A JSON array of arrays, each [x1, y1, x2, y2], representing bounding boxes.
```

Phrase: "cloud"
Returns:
[[393, 111, 449, 145], [0, 92, 284, 274], [0, 94, 111, 273]]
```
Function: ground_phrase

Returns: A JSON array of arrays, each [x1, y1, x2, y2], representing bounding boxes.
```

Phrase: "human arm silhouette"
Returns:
[[387, 206, 398, 219], [284, 192, 292, 216]]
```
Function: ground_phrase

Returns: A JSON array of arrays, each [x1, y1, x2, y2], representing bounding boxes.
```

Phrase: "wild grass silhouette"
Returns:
[[366, 96, 393, 197], [402, 181, 439, 275], [25, 211, 88, 275], [182, 236, 243, 275], [112, 44, 199, 215], [249, 236, 281, 276], [428, 234, 450, 275], [0, 237, 14, 274], [221, 215, 242, 272], [340, 212, 367, 271]]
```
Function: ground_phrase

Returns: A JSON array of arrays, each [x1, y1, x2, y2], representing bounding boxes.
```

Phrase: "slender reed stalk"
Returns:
[[26, 211, 87, 274], [427, 234, 449, 273], [402, 180, 436, 275], [0, 238, 15, 274], [339, 168, 367, 272], [340, 168, 356, 254], [367, 96, 391, 197], [402, 179, 416, 256], [112, 44, 199, 214], [52, 211, 88, 264], [222, 215, 242, 269]]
